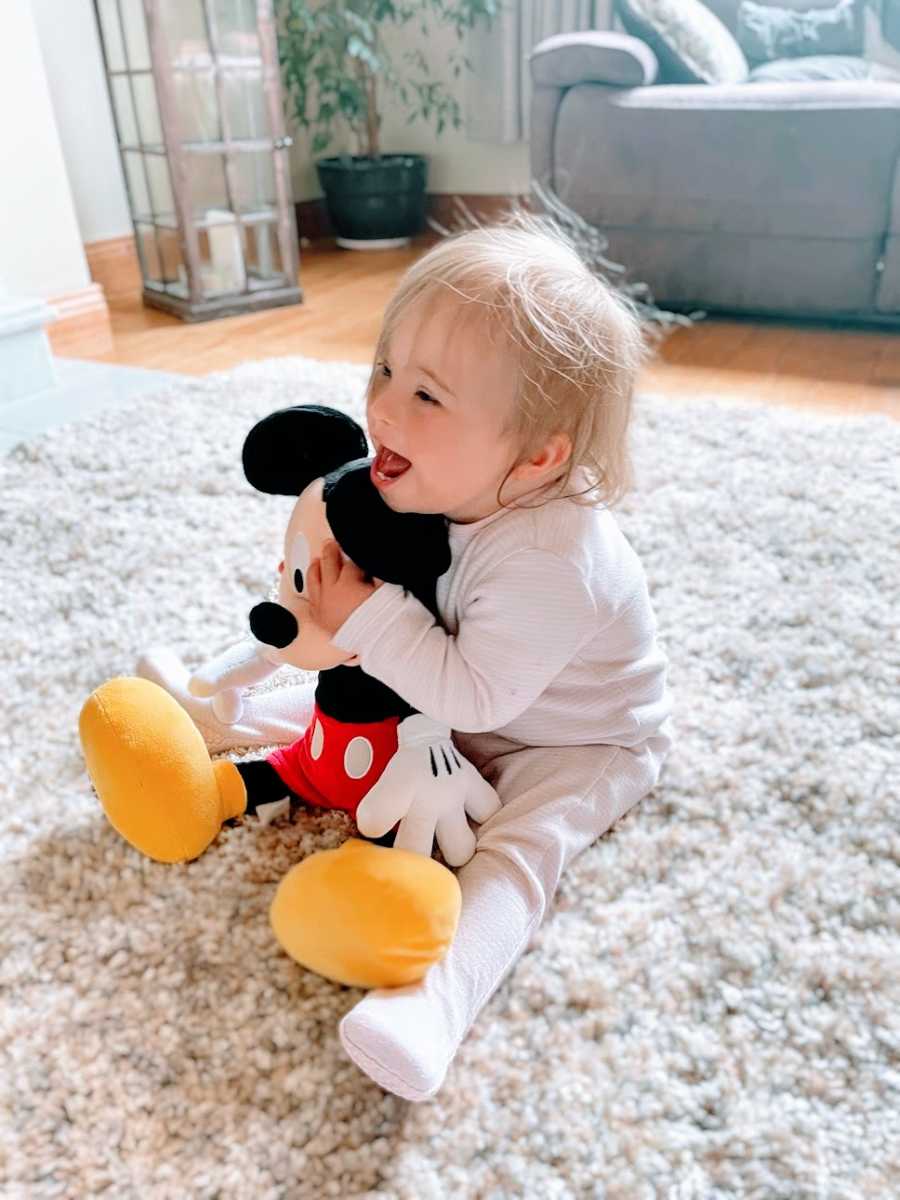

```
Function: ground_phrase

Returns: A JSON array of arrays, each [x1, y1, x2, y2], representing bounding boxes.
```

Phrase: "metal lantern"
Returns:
[[93, 0, 302, 321]]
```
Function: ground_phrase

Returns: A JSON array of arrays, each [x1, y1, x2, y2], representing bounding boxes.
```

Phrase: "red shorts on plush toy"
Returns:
[[266, 705, 401, 816]]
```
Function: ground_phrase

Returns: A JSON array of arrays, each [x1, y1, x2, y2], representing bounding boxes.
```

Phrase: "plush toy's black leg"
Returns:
[[233, 759, 396, 846], [235, 759, 296, 815], [369, 829, 397, 849]]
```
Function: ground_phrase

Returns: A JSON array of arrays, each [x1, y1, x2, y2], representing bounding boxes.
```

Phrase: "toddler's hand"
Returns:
[[306, 540, 382, 637]]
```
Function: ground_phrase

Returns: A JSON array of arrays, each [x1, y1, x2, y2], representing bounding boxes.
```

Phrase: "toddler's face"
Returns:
[[366, 297, 521, 524]]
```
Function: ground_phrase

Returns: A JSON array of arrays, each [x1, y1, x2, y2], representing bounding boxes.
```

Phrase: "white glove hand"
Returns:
[[355, 714, 501, 867], [188, 638, 280, 723]]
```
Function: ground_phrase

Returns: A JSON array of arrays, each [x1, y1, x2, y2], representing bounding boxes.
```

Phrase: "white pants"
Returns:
[[137, 656, 670, 1100]]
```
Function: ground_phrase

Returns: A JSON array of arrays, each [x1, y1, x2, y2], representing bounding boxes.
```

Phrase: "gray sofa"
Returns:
[[529, 8, 900, 324]]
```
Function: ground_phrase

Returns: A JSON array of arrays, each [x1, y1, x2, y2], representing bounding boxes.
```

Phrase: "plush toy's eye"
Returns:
[[289, 533, 311, 595]]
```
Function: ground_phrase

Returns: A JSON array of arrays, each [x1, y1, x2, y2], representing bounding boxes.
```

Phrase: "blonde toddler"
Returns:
[[142, 213, 672, 1101]]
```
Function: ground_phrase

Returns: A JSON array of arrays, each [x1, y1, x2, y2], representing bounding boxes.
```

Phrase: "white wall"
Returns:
[[31, 0, 131, 243], [0, 0, 90, 298]]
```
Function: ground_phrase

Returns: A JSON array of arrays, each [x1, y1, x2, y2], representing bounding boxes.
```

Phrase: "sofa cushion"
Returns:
[[748, 54, 900, 81], [617, 0, 750, 84], [736, 0, 864, 62], [554, 77, 900, 240]]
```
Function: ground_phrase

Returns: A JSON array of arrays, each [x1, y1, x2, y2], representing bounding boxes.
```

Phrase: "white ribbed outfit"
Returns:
[[144, 481, 672, 1101]]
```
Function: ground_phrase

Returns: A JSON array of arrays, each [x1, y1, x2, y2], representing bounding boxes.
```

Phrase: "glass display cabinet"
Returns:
[[93, 0, 302, 321]]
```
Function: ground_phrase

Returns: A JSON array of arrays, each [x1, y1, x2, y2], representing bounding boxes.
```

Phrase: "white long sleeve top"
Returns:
[[331, 478, 672, 750]]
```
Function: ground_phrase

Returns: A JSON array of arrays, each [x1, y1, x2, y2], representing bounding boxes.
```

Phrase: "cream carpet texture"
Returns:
[[1, 357, 898, 1199]]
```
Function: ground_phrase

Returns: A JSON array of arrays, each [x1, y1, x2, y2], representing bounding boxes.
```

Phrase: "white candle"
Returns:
[[206, 209, 246, 293]]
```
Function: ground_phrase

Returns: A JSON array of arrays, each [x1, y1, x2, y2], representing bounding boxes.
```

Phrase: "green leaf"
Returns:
[[274, 0, 496, 140]]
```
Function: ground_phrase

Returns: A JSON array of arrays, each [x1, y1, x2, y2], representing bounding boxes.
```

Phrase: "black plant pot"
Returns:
[[316, 154, 428, 249]]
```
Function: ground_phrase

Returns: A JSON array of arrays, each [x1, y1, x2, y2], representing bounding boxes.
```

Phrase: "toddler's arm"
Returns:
[[331, 549, 598, 733]]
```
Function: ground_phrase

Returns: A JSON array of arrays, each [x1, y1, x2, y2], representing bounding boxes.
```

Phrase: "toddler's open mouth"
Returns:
[[371, 444, 411, 489]]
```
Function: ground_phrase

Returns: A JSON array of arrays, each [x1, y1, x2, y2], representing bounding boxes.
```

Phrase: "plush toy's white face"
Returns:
[[256, 478, 361, 671]]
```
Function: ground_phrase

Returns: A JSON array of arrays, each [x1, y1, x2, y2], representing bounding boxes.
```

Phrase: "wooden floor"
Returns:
[[87, 238, 899, 420]]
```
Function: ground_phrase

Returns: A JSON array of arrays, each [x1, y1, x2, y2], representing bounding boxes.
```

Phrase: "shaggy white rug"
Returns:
[[1, 356, 897, 1199]]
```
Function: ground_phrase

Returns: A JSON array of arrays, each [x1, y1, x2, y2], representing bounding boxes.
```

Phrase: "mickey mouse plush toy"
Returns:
[[79, 405, 500, 991]]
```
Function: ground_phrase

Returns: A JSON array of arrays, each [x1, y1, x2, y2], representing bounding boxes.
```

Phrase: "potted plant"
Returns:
[[276, 0, 498, 249]]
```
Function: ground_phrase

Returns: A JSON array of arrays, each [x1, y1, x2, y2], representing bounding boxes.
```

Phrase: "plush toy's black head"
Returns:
[[243, 405, 450, 613]]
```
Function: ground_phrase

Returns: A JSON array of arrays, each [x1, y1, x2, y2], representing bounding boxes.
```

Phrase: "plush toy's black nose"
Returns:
[[249, 602, 298, 649]]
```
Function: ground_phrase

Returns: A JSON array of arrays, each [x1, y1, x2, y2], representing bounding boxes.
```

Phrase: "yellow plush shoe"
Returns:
[[79, 676, 246, 864], [270, 838, 461, 989]]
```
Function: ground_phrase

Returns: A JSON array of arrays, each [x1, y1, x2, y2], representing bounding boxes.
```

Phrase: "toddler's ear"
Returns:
[[513, 432, 572, 481], [242, 405, 369, 496]]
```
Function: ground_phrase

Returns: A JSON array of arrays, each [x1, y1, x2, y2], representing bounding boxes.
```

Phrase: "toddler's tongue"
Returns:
[[374, 446, 411, 478]]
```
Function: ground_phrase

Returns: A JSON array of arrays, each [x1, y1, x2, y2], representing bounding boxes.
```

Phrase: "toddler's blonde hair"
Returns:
[[369, 209, 647, 509]]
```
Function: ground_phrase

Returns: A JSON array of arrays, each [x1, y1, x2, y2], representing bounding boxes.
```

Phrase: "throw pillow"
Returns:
[[617, 0, 750, 84], [736, 0, 864, 62]]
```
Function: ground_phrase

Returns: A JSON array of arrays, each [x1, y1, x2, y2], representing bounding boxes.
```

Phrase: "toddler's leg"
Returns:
[[339, 733, 670, 1101], [137, 646, 316, 754]]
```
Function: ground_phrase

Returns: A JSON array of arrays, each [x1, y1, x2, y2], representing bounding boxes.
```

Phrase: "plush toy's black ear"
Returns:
[[242, 405, 369, 496], [324, 461, 451, 599]]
